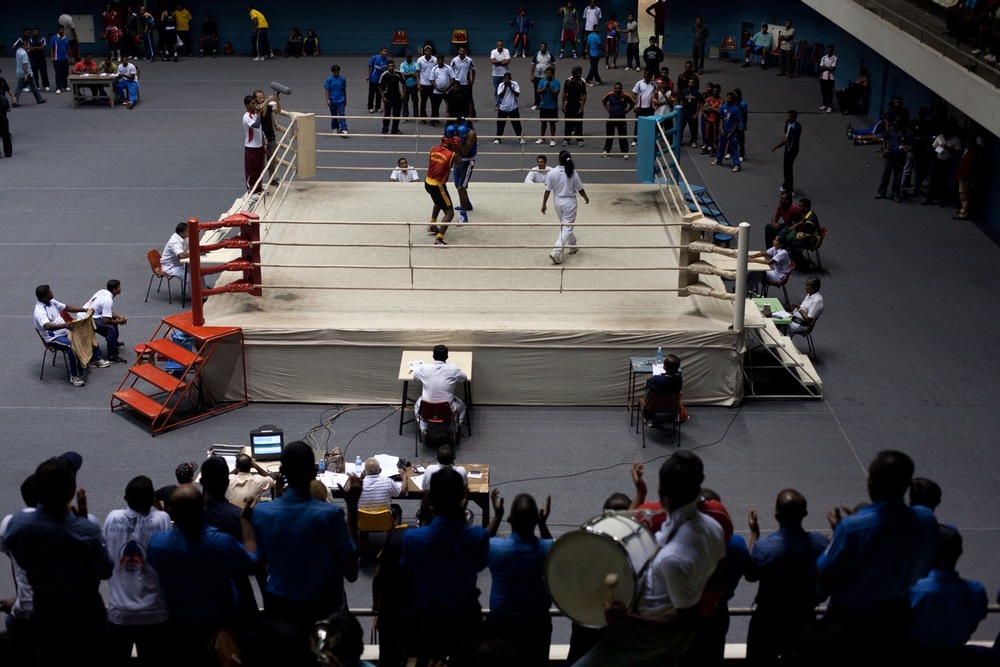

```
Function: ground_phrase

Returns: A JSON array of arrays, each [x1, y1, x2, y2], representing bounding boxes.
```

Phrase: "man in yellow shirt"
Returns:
[[249, 5, 271, 61], [174, 4, 193, 56]]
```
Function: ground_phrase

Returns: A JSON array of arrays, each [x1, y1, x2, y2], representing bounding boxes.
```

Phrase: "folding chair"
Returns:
[[145, 248, 175, 304], [36, 329, 71, 380], [635, 392, 682, 448], [761, 261, 796, 306], [790, 316, 820, 360], [392, 30, 408, 56], [804, 227, 827, 273], [414, 401, 459, 454], [719, 36, 737, 59]]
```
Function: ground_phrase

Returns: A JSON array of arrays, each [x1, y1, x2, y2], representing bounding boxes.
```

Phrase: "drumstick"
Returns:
[[604, 572, 619, 604]]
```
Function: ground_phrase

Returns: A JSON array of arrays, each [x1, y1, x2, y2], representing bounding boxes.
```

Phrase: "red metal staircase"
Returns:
[[111, 311, 248, 435]]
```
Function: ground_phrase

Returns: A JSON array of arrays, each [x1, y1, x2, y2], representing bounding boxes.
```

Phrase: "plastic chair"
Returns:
[[790, 316, 820, 360], [761, 260, 795, 306], [807, 42, 824, 75], [36, 329, 71, 380], [357, 509, 396, 554], [792, 40, 810, 73], [392, 30, 408, 56], [414, 401, 459, 454], [451, 29, 468, 54], [804, 227, 827, 273], [719, 36, 737, 59], [145, 249, 175, 304], [635, 392, 682, 448]]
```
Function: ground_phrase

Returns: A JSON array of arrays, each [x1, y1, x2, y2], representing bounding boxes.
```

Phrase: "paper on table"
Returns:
[[408, 360, 423, 369], [219, 455, 238, 471], [772, 310, 792, 318], [320, 471, 350, 488], [411, 473, 426, 489], [652, 363, 664, 376], [374, 453, 403, 476], [468, 471, 484, 479]]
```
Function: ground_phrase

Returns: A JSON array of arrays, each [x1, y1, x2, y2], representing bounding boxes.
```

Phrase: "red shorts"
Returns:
[[561, 29, 577, 43]]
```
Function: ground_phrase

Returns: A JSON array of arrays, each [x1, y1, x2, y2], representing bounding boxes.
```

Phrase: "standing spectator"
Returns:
[[510, 7, 533, 58], [50, 26, 71, 94], [243, 94, 265, 195], [254, 88, 282, 185], [677, 60, 700, 93], [875, 115, 910, 202], [494, 73, 526, 144], [0, 475, 38, 648], [909, 477, 942, 512], [902, 107, 931, 196], [542, 150, 589, 264], [562, 66, 587, 146], [557, 1, 580, 59], [174, 4, 193, 56], [642, 36, 664, 75], [3, 456, 114, 664], [154, 461, 197, 511], [416, 45, 436, 123], [605, 13, 620, 69], [445, 80, 471, 119], [733, 87, 749, 160], [622, 13, 640, 70], [645, 0, 668, 46], [124, 7, 140, 58], [430, 54, 454, 124], [953, 134, 979, 220], [584, 29, 603, 85], [744, 489, 828, 666], [631, 69, 656, 146], [249, 4, 270, 61], [692, 16, 709, 74], [400, 52, 419, 120], [922, 120, 962, 207], [582, 0, 602, 35], [486, 491, 554, 667], [28, 28, 51, 92], [0, 74, 10, 157], [818, 44, 837, 112], [359, 459, 404, 513], [490, 40, 512, 106], [401, 468, 489, 666], [13, 41, 45, 106], [700, 83, 722, 155], [303, 28, 320, 56], [140, 6, 156, 63], [160, 8, 178, 62], [772, 109, 801, 196], [678, 77, 701, 148], [535, 66, 560, 146], [103, 475, 172, 667], [712, 91, 742, 172], [379, 60, 406, 135], [198, 14, 218, 57], [58, 9, 80, 62], [252, 441, 359, 630], [366, 46, 389, 114], [529, 41, 555, 110], [601, 81, 635, 158], [147, 485, 257, 664], [777, 19, 796, 77], [227, 454, 276, 508], [450, 47, 476, 117], [324, 65, 348, 136]]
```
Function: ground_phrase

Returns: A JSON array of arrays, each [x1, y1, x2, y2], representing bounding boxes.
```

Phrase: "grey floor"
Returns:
[[3, 51, 1000, 646]]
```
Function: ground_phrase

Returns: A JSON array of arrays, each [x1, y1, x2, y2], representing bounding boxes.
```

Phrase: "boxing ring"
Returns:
[[188, 111, 754, 407]]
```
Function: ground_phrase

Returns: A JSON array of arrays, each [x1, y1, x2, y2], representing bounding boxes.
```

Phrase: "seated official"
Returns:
[[524, 155, 552, 184], [789, 277, 823, 334], [359, 458, 405, 512], [114, 56, 139, 109], [748, 236, 791, 293], [413, 344, 467, 437], [79, 279, 128, 364], [227, 454, 276, 508], [389, 157, 419, 182], [421, 444, 468, 490], [33, 284, 108, 387], [160, 221, 196, 288], [71, 52, 100, 100], [642, 354, 683, 426]]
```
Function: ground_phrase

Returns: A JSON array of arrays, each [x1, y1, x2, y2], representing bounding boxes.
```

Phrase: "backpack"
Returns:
[[223, 41, 234, 55]]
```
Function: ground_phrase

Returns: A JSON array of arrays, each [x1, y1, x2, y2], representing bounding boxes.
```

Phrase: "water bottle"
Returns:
[[655, 347, 663, 367], [318, 458, 326, 474], [355, 455, 363, 475]]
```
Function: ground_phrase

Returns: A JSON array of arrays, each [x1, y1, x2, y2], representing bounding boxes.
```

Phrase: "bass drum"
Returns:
[[544, 514, 658, 628]]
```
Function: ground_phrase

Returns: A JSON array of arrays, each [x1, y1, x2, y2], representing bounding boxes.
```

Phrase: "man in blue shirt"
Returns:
[[252, 441, 358, 631], [536, 66, 560, 146], [487, 491, 554, 665], [324, 65, 348, 134], [713, 91, 742, 172], [14, 41, 45, 105], [366, 46, 388, 113], [401, 467, 488, 666], [50, 25, 71, 93], [399, 52, 419, 119], [584, 29, 603, 85], [744, 488, 828, 665]]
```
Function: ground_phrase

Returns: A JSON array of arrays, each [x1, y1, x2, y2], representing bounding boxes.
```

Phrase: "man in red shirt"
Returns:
[[424, 137, 460, 246]]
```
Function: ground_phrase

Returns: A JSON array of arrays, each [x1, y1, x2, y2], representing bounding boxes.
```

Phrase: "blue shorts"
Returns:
[[453, 159, 475, 189]]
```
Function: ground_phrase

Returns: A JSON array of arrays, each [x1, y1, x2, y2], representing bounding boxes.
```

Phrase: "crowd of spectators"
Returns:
[[0, 445, 995, 666]]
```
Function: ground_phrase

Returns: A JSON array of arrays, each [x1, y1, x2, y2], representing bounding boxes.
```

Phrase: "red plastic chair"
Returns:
[[415, 401, 459, 454], [762, 260, 796, 306]]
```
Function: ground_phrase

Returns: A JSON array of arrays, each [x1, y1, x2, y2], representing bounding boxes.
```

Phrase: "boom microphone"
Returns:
[[270, 82, 292, 96]]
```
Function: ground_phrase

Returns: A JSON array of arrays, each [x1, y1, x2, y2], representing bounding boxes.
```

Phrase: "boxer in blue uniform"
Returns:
[[448, 118, 478, 222]]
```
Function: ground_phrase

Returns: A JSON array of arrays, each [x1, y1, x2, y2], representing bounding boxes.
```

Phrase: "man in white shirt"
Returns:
[[494, 72, 525, 144], [102, 475, 172, 664], [0, 475, 39, 638], [524, 155, 551, 183], [429, 54, 454, 125], [582, 0, 602, 32], [33, 284, 107, 386], [413, 345, 467, 437], [818, 44, 837, 112], [114, 56, 139, 108], [490, 40, 511, 106], [420, 444, 468, 490], [450, 47, 476, 112], [80, 279, 128, 364], [416, 45, 437, 122], [227, 454, 276, 507], [358, 458, 404, 512], [390, 157, 419, 182], [789, 277, 823, 333], [160, 221, 191, 286], [632, 70, 657, 142], [243, 93, 265, 195]]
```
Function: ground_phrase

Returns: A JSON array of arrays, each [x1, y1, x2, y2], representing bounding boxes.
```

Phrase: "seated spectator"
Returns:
[[199, 14, 219, 58], [745, 489, 829, 666], [79, 279, 128, 364], [783, 198, 820, 270], [359, 457, 405, 512], [909, 477, 942, 513], [765, 191, 800, 247], [114, 55, 139, 109], [788, 277, 823, 334], [486, 491, 553, 665], [421, 444, 468, 490], [836, 68, 870, 115], [642, 353, 683, 427], [744, 23, 773, 68], [389, 156, 419, 182], [284, 28, 303, 58], [909, 525, 989, 662], [524, 154, 552, 183], [227, 453, 276, 508], [33, 284, 108, 388], [154, 461, 198, 512], [303, 29, 320, 56]]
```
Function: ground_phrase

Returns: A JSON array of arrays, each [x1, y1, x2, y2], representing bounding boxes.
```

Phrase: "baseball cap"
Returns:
[[175, 461, 198, 479], [60, 451, 83, 473]]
